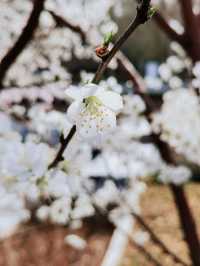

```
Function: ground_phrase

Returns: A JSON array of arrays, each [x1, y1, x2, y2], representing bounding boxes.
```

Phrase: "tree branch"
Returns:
[[132, 211, 190, 266], [0, 0, 46, 87], [153, 12, 186, 45], [116, 51, 157, 115], [178, 0, 200, 61], [127, 235, 162, 266], [178, 0, 198, 36], [92, 0, 152, 84], [47, 10, 86, 44], [170, 184, 200, 266], [46, 2, 200, 264], [48, 125, 76, 169], [48, 0, 153, 169]]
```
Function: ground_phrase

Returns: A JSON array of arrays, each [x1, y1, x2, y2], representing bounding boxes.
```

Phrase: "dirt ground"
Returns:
[[0, 184, 200, 266], [0, 220, 113, 266], [121, 183, 200, 266]]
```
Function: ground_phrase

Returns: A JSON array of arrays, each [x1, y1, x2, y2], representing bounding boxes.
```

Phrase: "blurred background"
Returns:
[[0, 0, 200, 266]]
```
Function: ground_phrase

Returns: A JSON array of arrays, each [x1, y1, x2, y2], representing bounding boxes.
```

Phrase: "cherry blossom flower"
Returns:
[[65, 83, 123, 139]]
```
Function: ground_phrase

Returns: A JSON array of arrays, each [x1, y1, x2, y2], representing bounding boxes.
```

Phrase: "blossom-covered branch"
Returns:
[[48, 0, 153, 169], [0, 0, 46, 87]]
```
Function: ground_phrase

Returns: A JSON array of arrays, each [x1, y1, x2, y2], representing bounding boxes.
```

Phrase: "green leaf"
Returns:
[[103, 31, 114, 46], [148, 6, 157, 19]]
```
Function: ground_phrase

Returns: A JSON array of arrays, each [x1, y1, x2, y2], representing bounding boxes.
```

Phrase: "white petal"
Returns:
[[76, 106, 116, 139], [95, 90, 123, 112], [66, 101, 82, 124], [65, 86, 84, 101], [82, 84, 100, 95], [65, 84, 99, 101]]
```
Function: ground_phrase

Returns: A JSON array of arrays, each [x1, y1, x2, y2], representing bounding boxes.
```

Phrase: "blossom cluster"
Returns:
[[0, 76, 191, 240], [1, 0, 125, 87]]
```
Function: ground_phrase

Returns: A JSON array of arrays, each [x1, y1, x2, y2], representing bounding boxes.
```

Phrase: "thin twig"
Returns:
[[92, 0, 152, 84], [132, 211, 190, 266], [47, 10, 86, 44], [0, 0, 46, 87], [126, 232, 162, 266], [153, 12, 186, 45], [48, 125, 76, 169], [116, 51, 157, 114]]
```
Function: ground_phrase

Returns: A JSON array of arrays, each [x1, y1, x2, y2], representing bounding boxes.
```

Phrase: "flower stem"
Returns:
[[48, 125, 76, 169], [92, 0, 152, 84]]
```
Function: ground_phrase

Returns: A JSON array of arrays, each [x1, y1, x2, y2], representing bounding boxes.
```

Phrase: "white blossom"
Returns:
[[65, 83, 123, 139]]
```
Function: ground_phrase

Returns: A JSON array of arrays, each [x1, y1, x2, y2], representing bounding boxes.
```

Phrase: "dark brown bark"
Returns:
[[154, 0, 200, 61], [178, 0, 200, 61], [48, 125, 76, 169], [92, 0, 151, 84], [47, 10, 86, 44], [132, 211, 189, 266], [153, 12, 186, 45], [0, 0, 45, 87], [171, 185, 200, 266]]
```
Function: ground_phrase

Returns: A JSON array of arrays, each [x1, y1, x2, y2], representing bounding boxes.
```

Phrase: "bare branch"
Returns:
[[178, 0, 197, 35], [48, 125, 76, 169], [171, 184, 200, 266], [0, 0, 46, 87], [127, 235, 162, 266], [132, 211, 190, 266], [47, 10, 86, 44], [116, 51, 157, 115], [178, 0, 200, 61], [153, 12, 186, 45], [92, 0, 152, 84]]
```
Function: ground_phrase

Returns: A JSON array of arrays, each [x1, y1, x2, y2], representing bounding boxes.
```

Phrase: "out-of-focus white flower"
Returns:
[[49, 197, 71, 225], [169, 76, 183, 89], [145, 76, 163, 92], [152, 89, 200, 165], [93, 181, 119, 209], [64, 234, 87, 250], [0, 190, 30, 239], [170, 42, 186, 58], [36, 205, 50, 222], [158, 64, 172, 82], [193, 62, 200, 78], [71, 194, 95, 219], [123, 95, 146, 115], [158, 165, 191, 185], [133, 231, 149, 246], [167, 56, 185, 73], [1, 142, 53, 182], [169, 19, 184, 35], [44, 170, 71, 198], [65, 83, 123, 139], [0, 112, 13, 135]]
